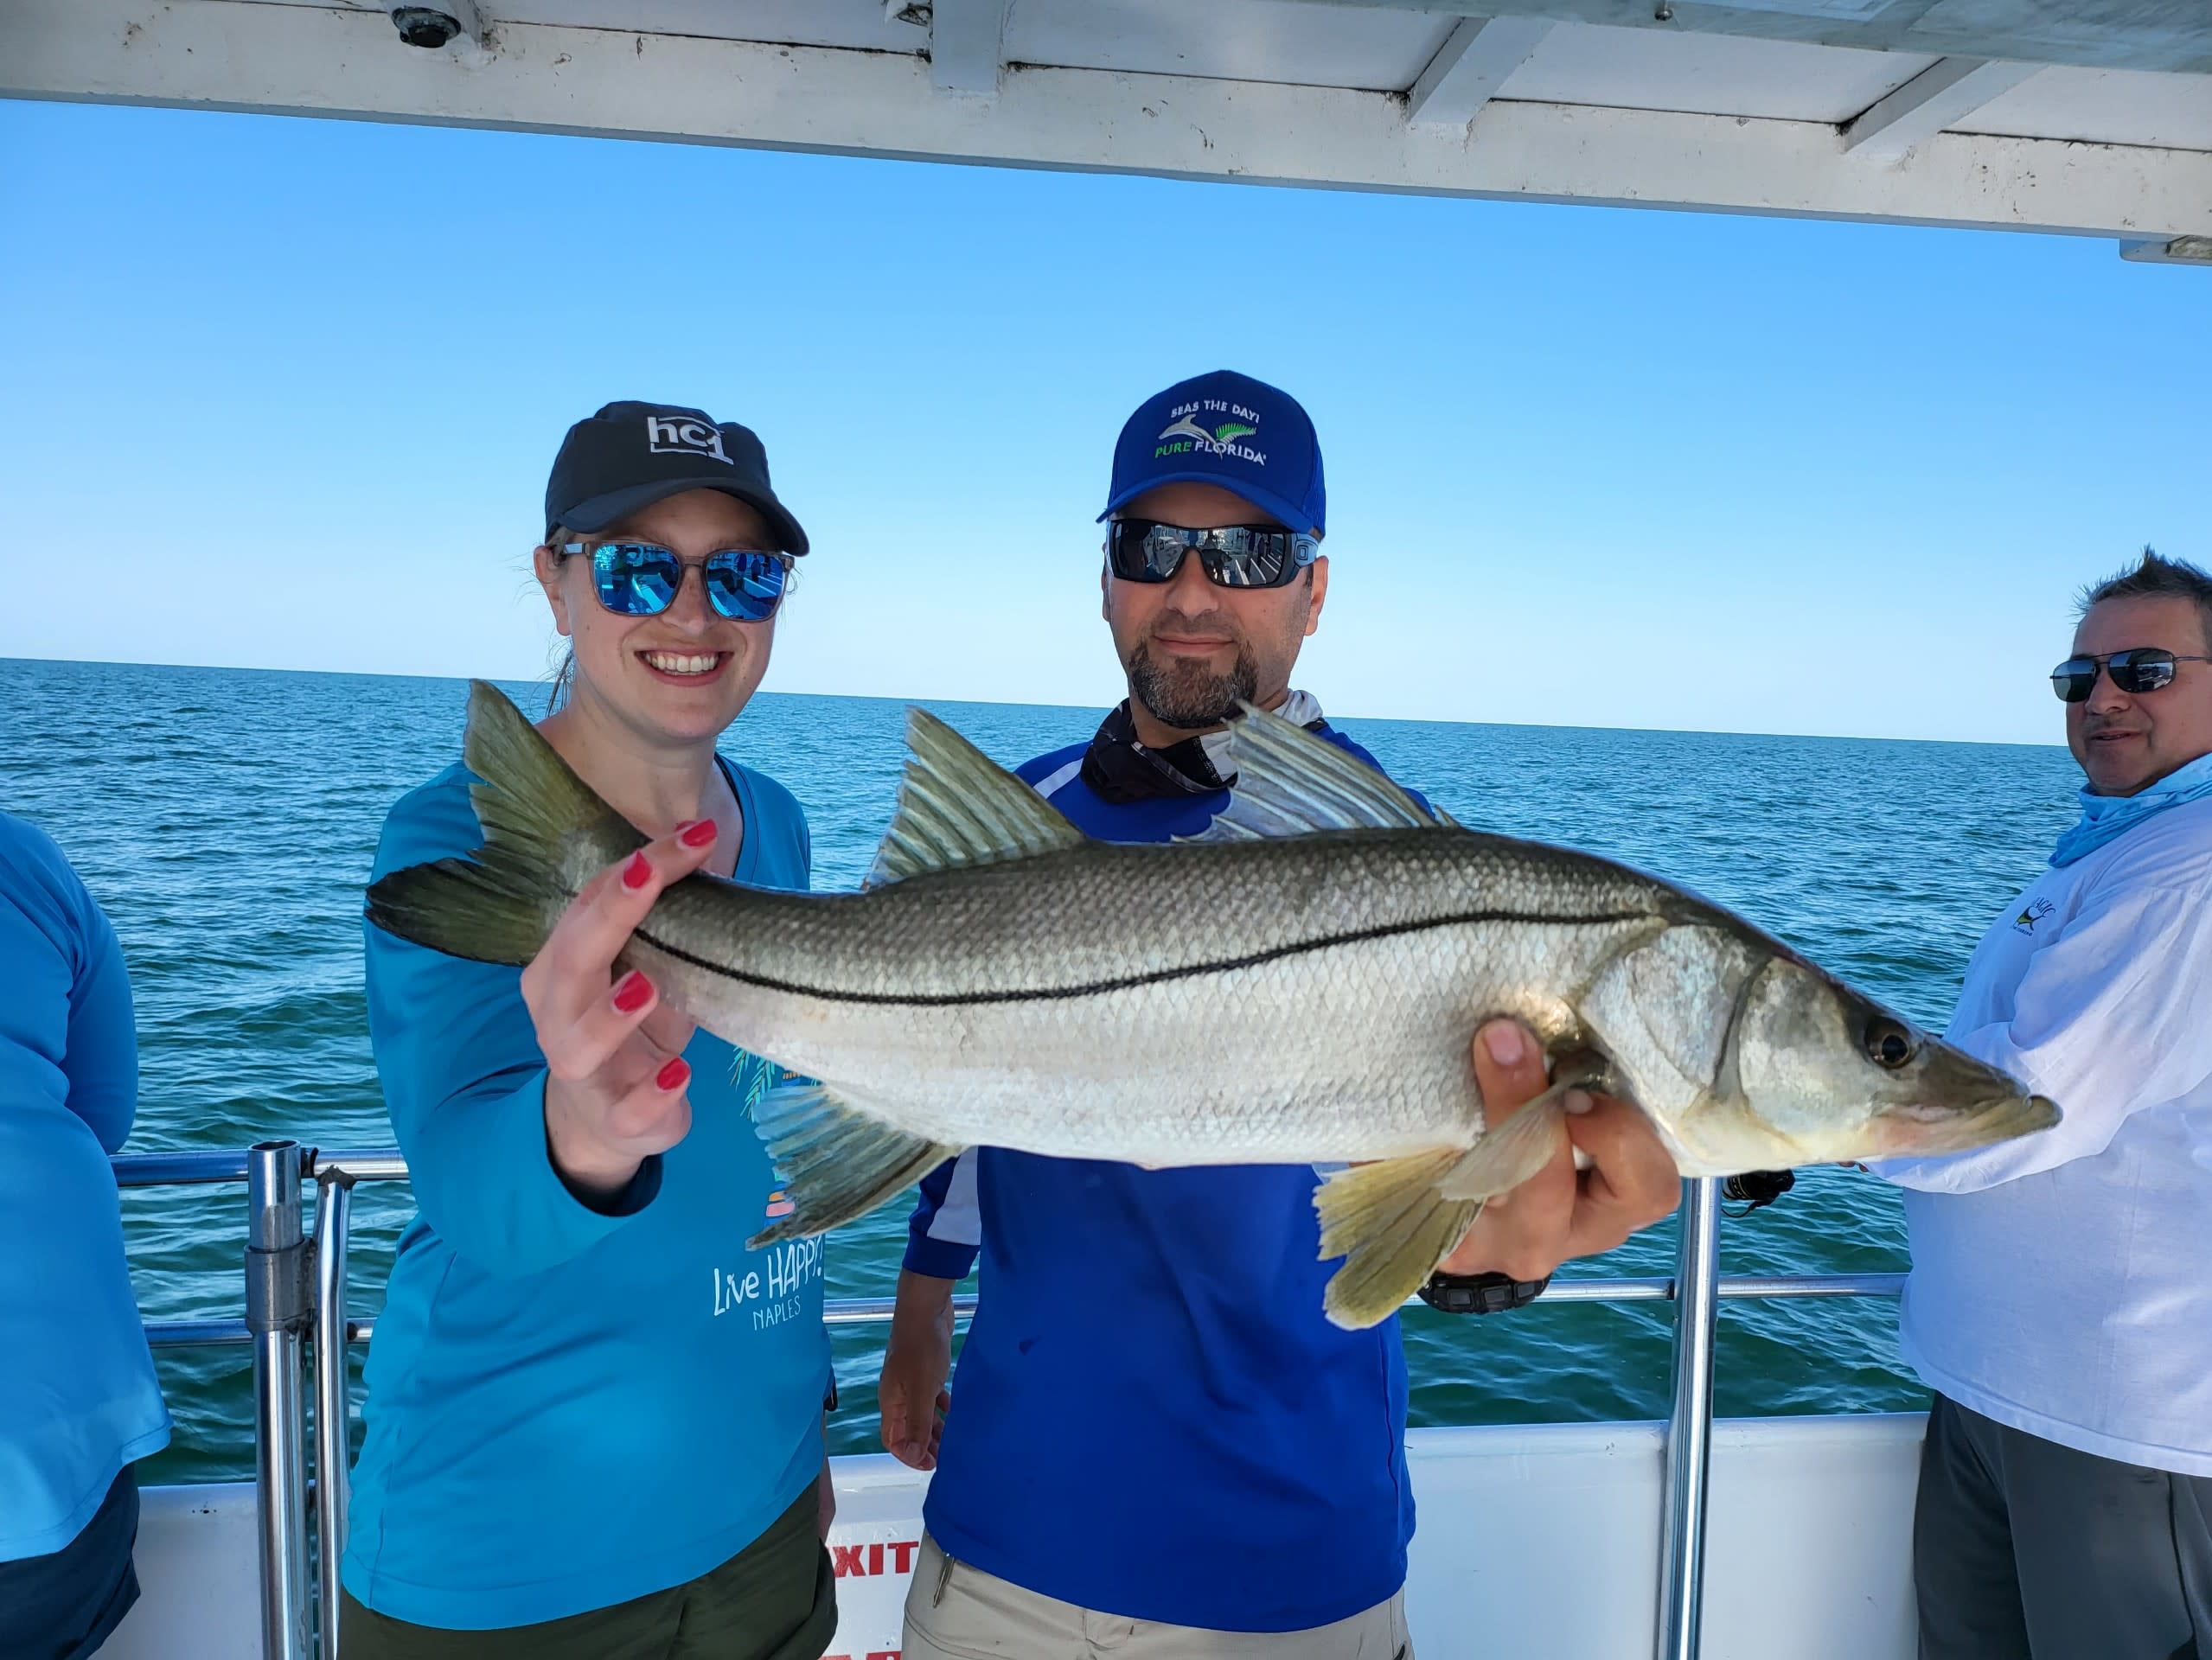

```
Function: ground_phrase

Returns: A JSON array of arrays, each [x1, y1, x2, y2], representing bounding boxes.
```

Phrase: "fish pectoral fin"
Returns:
[[1181, 703, 1445, 844], [1314, 1150, 1481, 1331], [1313, 1095, 1579, 1330], [865, 707, 1087, 886], [1436, 1086, 1575, 1200], [745, 1079, 958, 1248]]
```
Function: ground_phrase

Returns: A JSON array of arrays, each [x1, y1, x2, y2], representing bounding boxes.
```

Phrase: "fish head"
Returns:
[[1727, 955, 2060, 1165]]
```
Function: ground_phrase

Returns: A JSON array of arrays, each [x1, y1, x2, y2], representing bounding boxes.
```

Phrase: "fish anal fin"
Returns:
[[1183, 703, 1445, 845], [866, 708, 1086, 887], [1314, 1149, 1480, 1331], [745, 1079, 958, 1246]]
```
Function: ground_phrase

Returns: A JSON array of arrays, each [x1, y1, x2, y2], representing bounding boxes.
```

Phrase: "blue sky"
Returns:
[[3, 95, 2206, 744]]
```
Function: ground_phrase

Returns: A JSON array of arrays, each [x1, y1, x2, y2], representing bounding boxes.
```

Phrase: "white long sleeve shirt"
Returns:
[[1877, 796, 2212, 1477]]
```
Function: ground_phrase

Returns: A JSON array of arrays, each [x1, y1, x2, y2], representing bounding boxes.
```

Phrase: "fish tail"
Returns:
[[745, 1077, 958, 1248], [1314, 1090, 1573, 1329], [365, 680, 647, 965]]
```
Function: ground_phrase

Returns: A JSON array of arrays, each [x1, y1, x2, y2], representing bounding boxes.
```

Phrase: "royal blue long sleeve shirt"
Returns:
[[0, 811, 169, 1563], [904, 727, 1428, 1633]]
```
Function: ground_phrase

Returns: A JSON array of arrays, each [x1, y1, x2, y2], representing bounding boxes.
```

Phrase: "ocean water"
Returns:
[[0, 657, 2081, 1486]]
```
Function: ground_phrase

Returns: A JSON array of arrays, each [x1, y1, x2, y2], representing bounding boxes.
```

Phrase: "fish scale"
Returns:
[[365, 680, 2062, 1329]]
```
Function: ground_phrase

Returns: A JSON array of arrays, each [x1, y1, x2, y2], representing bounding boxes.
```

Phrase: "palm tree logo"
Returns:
[[1159, 414, 1259, 446]]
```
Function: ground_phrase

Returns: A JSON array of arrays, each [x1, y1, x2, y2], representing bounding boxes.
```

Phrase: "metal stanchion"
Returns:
[[246, 1140, 312, 1660], [1656, 1176, 1723, 1660], [313, 1178, 354, 1660]]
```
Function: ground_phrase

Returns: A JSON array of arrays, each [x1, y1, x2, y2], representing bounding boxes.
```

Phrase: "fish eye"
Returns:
[[1864, 1016, 1916, 1069]]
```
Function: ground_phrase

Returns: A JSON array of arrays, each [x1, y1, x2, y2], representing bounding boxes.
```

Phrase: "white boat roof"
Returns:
[[7, 0, 2210, 259]]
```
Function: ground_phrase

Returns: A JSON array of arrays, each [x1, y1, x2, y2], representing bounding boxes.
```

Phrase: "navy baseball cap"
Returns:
[[544, 400, 809, 554], [1098, 369, 1325, 539]]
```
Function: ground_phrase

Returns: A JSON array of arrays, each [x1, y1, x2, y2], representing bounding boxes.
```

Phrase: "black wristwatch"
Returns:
[[1417, 1268, 1550, 1315]]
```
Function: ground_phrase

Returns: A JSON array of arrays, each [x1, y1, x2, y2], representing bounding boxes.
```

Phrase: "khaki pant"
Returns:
[[902, 1534, 1412, 1659]]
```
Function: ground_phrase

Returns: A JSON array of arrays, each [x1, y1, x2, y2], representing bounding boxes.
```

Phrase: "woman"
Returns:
[[342, 400, 837, 1658], [0, 811, 168, 1660]]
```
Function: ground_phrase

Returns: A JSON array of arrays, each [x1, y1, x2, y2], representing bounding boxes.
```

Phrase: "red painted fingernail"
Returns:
[[622, 852, 652, 890], [679, 818, 716, 848], [612, 971, 652, 1013], [656, 1057, 690, 1092]]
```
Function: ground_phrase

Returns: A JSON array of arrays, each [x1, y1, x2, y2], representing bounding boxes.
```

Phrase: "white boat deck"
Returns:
[[107, 1414, 1930, 1660], [86, 1142, 1929, 1658]]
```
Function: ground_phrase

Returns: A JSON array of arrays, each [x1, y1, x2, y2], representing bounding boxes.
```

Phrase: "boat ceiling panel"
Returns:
[[7, 0, 2210, 252], [451, 0, 924, 53], [1274, 0, 2212, 75], [1497, 22, 1940, 124], [1953, 65, 2212, 151], [233, 0, 1461, 88], [998, 0, 1457, 94]]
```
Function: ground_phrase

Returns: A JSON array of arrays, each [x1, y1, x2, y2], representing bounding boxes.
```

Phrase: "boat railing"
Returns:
[[115, 1141, 1905, 1660]]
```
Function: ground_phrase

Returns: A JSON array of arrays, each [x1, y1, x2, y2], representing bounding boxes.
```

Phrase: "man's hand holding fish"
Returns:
[[1433, 1016, 1682, 1283]]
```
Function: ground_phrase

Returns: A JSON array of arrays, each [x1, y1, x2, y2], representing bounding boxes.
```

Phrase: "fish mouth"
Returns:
[[1870, 1092, 2061, 1157]]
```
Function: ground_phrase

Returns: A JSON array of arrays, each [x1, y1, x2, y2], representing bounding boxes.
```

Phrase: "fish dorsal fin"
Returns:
[[1185, 703, 1454, 842], [866, 706, 1087, 884]]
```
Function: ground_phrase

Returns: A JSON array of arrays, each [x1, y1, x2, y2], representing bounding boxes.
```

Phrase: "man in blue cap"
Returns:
[[877, 369, 1681, 1655]]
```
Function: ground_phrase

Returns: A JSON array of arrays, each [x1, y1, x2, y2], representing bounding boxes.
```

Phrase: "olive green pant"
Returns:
[[337, 1487, 836, 1660]]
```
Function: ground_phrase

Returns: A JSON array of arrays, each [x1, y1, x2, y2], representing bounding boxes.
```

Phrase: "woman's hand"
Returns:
[[524, 820, 720, 1201]]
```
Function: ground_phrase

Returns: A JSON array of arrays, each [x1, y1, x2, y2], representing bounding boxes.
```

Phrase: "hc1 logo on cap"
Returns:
[[647, 414, 730, 465]]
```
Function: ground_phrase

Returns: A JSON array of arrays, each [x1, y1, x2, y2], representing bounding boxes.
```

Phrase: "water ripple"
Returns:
[[0, 658, 2076, 1484]]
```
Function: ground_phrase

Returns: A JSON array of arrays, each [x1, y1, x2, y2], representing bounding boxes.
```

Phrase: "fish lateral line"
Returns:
[[632, 903, 1657, 1009]]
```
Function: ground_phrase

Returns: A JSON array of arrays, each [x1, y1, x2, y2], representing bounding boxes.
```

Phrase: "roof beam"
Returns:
[[1269, 0, 2212, 77], [1406, 16, 1554, 131], [2120, 234, 2212, 265], [1843, 58, 2043, 163], [4, 0, 2207, 249], [930, 0, 1010, 99]]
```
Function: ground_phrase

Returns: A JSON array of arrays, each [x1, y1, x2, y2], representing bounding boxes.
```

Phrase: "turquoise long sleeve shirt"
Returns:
[[0, 811, 169, 1563], [342, 756, 832, 1631]]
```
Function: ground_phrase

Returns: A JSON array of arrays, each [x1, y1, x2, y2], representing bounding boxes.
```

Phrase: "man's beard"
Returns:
[[1125, 635, 1258, 731]]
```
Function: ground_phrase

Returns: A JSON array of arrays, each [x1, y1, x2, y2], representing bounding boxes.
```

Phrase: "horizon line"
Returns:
[[0, 654, 2072, 754]]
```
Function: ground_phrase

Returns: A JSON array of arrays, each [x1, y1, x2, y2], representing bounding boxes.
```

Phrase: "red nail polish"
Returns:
[[655, 1057, 690, 1092], [612, 971, 652, 1013], [622, 852, 652, 890], [679, 818, 716, 848]]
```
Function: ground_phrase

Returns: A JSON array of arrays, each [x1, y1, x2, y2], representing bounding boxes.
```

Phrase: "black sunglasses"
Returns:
[[1105, 520, 1320, 590], [559, 541, 792, 622], [2049, 647, 2209, 702]]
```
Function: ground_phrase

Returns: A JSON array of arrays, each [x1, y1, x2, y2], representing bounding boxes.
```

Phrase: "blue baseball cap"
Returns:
[[1098, 369, 1326, 539]]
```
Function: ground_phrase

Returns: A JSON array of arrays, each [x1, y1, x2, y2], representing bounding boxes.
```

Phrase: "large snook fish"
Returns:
[[367, 681, 2059, 1329]]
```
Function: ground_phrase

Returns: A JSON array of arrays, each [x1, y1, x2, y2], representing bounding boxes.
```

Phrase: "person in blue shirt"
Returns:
[[879, 369, 1683, 1655], [344, 401, 840, 1659], [0, 811, 169, 1660]]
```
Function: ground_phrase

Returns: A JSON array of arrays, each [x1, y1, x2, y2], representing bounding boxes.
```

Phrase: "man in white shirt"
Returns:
[[1878, 549, 2212, 1660]]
